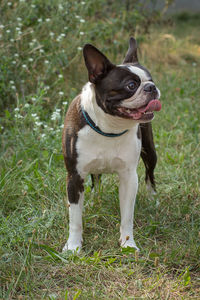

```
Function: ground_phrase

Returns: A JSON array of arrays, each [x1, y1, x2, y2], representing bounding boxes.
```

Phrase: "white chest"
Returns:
[[76, 125, 141, 177]]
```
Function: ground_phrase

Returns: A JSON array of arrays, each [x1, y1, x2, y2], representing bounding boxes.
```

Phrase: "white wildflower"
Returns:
[[6, 30, 11, 33], [22, 64, 27, 68], [51, 111, 60, 121], [44, 60, 49, 64], [28, 58, 34, 62], [15, 114, 23, 119], [59, 91, 64, 96], [80, 19, 85, 23], [35, 121, 43, 126], [12, 61, 16, 64], [63, 101, 68, 105], [77, 47, 82, 51], [58, 74, 63, 79], [24, 103, 30, 108], [14, 108, 20, 112], [46, 18, 50, 22]]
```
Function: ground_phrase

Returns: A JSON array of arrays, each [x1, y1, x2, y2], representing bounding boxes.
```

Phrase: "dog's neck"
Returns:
[[81, 82, 139, 134]]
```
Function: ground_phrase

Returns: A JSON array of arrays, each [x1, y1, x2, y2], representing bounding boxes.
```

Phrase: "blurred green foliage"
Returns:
[[0, 0, 163, 112]]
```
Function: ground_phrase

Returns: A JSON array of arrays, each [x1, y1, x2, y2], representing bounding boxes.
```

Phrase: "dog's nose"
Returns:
[[144, 83, 157, 93]]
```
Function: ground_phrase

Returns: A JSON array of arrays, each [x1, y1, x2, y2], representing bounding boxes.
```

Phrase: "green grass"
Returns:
[[0, 2, 200, 299]]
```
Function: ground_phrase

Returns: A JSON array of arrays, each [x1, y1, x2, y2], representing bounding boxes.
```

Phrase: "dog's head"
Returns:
[[83, 37, 161, 123]]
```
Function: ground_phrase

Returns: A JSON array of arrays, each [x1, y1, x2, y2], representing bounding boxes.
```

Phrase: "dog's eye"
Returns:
[[127, 82, 136, 91]]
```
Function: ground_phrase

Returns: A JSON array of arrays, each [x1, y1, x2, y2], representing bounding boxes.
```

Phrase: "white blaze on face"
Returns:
[[118, 64, 161, 101], [127, 66, 151, 82], [126, 65, 161, 99]]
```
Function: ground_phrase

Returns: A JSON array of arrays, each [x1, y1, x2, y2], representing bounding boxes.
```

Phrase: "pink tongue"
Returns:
[[138, 100, 162, 113]]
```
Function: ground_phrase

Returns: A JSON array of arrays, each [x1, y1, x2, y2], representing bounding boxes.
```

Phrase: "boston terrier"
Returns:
[[62, 37, 161, 252]]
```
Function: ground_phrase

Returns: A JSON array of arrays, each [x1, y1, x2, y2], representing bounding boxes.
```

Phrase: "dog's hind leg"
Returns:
[[140, 123, 157, 194]]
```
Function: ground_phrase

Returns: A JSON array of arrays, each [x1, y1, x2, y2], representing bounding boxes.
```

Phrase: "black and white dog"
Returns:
[[62, 38, 161, 252]]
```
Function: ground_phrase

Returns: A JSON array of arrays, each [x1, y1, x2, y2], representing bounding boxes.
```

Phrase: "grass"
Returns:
[[0, 2, 200, 299]]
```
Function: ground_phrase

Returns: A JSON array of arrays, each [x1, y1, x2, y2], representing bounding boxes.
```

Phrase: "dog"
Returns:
[[62, 37, 161, 252]]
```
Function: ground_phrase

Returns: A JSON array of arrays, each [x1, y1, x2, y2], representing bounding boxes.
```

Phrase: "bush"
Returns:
[[0, 0, 148, 113], [0, 0, 171, 115]]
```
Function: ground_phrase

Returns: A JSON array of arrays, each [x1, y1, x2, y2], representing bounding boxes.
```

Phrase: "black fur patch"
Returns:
[[140, 123, 157, 190]]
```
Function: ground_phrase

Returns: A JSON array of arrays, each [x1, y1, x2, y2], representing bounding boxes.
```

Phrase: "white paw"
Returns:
[[120, 237, 139, 251], [146, 179, 157, 198], [62, 240, 82, 253]]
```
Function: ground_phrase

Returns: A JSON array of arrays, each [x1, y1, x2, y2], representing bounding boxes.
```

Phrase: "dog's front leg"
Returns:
[[63, 173, 84, 253], [118, 169, 139, 250]]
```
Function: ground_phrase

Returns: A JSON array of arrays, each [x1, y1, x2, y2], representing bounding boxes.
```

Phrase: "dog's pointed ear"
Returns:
[[123, 37, 138, 64], [83, 44, 114, 83]]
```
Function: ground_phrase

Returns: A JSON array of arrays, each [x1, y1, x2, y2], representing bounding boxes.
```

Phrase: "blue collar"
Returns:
[[81, 107, 128, 138]]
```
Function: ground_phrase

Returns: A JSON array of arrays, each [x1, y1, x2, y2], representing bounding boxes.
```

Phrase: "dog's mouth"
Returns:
[[117, 99, 162, 121]]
